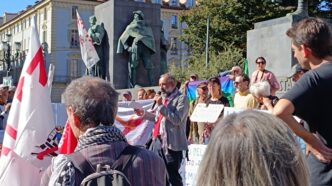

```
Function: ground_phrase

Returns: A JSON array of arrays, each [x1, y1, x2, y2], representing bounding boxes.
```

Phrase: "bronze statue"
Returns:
[[160, 20, 169, 75], [117, 10, 156, 88], [87, 16, 106, 79], [288, 0, 308, 17]]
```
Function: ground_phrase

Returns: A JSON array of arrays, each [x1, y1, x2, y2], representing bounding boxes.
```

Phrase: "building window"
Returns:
[[170, 0, 177, 6], [72, 6, 78, 19], [170, 37, 178, 55], [28, 17, 31, 27], [44, 8, 47, 20], [69, 59, 79, 78], [171, 15, 178, 29], [70, 29, 79, 48]]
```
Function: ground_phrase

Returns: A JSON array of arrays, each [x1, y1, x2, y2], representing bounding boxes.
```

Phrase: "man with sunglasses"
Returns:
[[233, 75, 258, 109]]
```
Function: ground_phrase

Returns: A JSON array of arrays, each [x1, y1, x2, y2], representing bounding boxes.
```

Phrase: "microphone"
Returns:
[[151, 91, 162, 109]]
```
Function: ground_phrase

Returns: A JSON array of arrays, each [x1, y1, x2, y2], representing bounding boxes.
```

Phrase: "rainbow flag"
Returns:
[[186, 76, 235, 106]]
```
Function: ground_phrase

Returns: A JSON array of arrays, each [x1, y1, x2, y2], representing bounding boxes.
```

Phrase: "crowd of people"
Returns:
[[0, 17, 330, 186], [186, 57, 287, 144], [122, 88, 157, 101]]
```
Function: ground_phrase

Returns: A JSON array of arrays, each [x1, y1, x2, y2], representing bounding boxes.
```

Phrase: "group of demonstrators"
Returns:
[[1, 17, 331, 186], [186, 57, 284, 144], [122, 88, 157, 101]]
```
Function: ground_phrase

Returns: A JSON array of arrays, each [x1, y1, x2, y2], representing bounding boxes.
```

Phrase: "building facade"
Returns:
[[0, 0, 195, 102]]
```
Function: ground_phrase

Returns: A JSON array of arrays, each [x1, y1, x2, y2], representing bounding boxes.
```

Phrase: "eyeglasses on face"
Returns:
[[256, 61, 266, 65], [198, 87, 208, 91]]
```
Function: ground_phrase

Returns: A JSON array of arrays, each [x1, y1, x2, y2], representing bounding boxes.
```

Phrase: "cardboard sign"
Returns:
[[190, 103, 224, 123]]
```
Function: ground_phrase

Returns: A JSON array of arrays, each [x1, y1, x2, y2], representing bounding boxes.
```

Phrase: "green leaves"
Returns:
[[179, 0, 292, 55], [170, 44, 243, 82]]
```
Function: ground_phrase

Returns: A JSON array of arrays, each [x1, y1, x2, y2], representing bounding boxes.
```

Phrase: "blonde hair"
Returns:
[[196, 110, 309, 186], [250, 81, 270, 97]]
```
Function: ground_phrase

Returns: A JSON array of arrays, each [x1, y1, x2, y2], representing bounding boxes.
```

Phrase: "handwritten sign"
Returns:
[[190, 103, 224, 123], [185, 144, 207, 186]]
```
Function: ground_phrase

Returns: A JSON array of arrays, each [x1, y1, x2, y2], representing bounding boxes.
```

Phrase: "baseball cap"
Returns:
[[190, 73, 198, 79], [288, 64, 308, 78], [123, 90, 132, 96], [197, 82, 208, 89]]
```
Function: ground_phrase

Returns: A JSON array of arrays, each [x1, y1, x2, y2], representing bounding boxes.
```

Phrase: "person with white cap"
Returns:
[[122, 90, 132, 101]]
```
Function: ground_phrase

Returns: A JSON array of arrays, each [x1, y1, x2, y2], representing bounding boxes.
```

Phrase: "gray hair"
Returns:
[[250, 81, 270, 97], [62, 76, 119, 127], [160, 73, 177, 84], [197, 110, 309, 186]]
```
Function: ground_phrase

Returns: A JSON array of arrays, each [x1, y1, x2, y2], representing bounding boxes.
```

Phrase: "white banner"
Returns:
[[50, 100, 156, 146]]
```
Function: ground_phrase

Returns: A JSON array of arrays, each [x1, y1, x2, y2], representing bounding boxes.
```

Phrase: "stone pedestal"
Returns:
[[95, 0, 161, 89], [247, 15, 308, 95]]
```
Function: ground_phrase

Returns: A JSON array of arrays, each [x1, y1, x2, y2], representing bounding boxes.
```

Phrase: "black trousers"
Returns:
[[149, 138, 183, 186]]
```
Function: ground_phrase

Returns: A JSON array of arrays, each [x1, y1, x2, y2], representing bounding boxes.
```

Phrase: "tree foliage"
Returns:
[[180, 0, 290, 55], [173, 0, 331, 82], [180, 0, 331, 56], [169, 44, 243, 82]]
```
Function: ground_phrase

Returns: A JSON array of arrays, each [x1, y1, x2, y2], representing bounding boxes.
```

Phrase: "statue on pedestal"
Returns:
[[87, 16, 106, 79], [117, 10, 156, 88], [288, 0, 308, 17], [160, 20, 169, 75]]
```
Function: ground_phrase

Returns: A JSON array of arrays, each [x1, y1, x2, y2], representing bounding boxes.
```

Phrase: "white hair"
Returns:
[[250, 81, 270, 97]]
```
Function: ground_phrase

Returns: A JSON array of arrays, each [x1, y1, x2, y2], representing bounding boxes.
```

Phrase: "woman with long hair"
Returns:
[[197, 110, 309, 186]]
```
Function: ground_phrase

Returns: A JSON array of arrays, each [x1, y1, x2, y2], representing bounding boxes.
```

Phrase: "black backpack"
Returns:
[[70, 145, 140, 186]]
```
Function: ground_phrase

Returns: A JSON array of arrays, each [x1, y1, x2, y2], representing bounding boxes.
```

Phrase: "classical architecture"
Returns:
[[0, 0, 195, 101]]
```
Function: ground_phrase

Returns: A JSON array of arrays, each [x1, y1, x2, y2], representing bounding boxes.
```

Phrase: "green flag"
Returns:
[[244, 58, 249, 76]]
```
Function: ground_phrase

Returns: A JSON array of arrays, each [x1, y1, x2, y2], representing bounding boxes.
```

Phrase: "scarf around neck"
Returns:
[[76, 125, 127, 151]]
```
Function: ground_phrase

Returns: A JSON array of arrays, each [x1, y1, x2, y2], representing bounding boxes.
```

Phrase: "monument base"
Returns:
[[247, 15, 309, 95], [95, 0, 161, 89]]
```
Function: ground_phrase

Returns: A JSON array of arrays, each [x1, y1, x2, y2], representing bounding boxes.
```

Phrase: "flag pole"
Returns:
[[47, 63, 55, 93], [205, 16, 210, 67]]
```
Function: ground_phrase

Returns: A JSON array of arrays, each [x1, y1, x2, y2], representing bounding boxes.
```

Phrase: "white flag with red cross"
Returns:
[[0, 17, 56, 185], [76, 10, 99, 69]]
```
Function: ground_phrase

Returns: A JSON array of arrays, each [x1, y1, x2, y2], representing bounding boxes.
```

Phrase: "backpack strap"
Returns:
[[111, 145, 140, 171], [69, 145, 140, 176], [70, 151, 95, 176]]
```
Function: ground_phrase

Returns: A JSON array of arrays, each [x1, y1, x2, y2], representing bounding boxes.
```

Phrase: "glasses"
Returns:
[[234, 81, 241, 85], [199, 87, 208, 91], [256, 61, 266, 65]]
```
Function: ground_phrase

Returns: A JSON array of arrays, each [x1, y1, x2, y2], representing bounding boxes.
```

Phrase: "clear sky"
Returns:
[[0, 0, 36, 16]]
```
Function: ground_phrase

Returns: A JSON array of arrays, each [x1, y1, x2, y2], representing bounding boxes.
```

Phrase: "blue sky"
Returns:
[[0, 0, 36, 16]]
